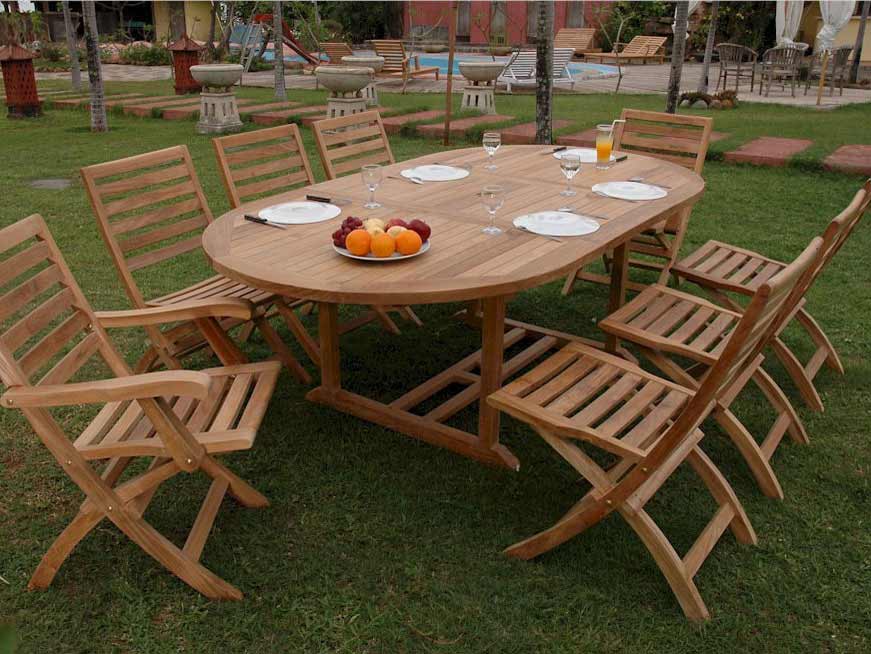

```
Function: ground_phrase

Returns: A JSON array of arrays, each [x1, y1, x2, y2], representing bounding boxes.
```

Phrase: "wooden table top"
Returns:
[[202, 145, 705, 305]]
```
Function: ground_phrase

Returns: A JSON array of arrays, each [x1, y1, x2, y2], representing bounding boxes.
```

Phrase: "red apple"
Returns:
[[408, 219, 431, 243], [385, 218, 409, 230]]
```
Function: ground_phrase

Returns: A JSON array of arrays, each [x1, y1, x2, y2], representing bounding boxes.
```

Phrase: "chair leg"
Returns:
[[199, 455, 269, 509], [769, 337, 825, 412], [372, 306, 401, 335], [398, 306, 424, 327], [253, 316, 312, 385], [29, 508, 105, 590], [686, 447, 756, 545], [561, 268, 580, 295], [795, 307, 844, 374], [619, 507, 710, 622], [274, 300, 321, 368], [751, 368, 809, 445], [713, 407, 784, 500]]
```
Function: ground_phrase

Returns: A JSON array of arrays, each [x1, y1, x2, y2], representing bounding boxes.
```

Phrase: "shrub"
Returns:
[[120, 43, 172, 66]]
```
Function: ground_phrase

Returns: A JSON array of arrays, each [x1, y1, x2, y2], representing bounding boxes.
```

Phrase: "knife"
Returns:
[[244, 214, 287, 230], [306, 194, 351, 206], [541, 146, 568, 155]]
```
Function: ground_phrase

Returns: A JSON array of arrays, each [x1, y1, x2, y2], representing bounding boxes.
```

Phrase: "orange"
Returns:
[[345, 229, 371, 256], [395, 229, 422, 255], [370, 233, 396, 258]]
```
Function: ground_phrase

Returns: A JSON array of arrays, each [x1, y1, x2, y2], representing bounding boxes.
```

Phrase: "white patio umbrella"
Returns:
[[816, 0, 857, 104], [776, 0, 804, 44]]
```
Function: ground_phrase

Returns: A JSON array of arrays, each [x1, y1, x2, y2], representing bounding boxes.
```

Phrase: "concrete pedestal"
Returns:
[[196, 91, 243, 134], [327, 95, 368, 119], [362, 82, 379, 107], [461, 85, 496, 115]]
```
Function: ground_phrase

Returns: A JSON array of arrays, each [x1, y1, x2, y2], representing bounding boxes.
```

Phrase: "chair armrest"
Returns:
[[95, 298, 254, 328], [2, 370, 212, 408]]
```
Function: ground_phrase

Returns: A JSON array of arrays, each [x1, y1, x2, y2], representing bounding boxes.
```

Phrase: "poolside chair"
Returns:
[[600, 183, 869, 495], [370, 39, 439, 93], [498, 48, 576, 93], [489, 235, 823, 621], [81, 145, 312, 383], [214, 123, 416, 338], [554, 27, 601, 57], [804, 45, 852, 97], [319, 41, 353, 64], [310, 111, 423, 334], [758, 44, 805, 97], [0, 214, 281, 600], [562, 110, 713, 294], [716, 43, 758, 92], [669, 179, 871, 413], [585, 35, 667, 65]]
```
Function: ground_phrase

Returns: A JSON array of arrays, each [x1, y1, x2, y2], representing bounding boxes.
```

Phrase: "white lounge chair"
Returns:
[[498, 48, 575, 93]]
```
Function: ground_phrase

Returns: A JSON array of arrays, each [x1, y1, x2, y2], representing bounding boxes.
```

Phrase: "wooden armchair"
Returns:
[[716, 43, 758, 91], [371, 39, 440, 92], [81, 145, 313, 383], [758, 44, 804, 97], [669, 179, 871, 413], [804, 45, 853, 97], [489, 235, 822, 620], [0, 214, 281, 599], [562, 109, 713, 295]]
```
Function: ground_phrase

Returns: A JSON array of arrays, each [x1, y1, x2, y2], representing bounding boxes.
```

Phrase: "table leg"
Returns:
[[478, 295, 506, 449], [606, 243, 629, 353], [318, 302, 341, 391]]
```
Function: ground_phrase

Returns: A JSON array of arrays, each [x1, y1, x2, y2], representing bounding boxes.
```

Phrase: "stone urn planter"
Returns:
[[458, 61, 504, 115], [190, 63, 243, 90], [340, 56, 384, 106], [315, 65, 373, 117], [189, 64, 244, 134], [341, 55, 385, 74], [423, 43, 447, 53]]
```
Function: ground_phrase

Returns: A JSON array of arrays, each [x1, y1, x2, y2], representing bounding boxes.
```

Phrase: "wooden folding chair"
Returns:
[[489, 236, 823, 620], [563, 110, 713, 296], [311, 110, 422, 333], [0, 214, 281, 599], [670, 179, 870, 412], [81, 145, 314, 383]]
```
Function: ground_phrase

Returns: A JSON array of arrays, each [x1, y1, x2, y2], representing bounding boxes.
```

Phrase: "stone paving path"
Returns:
[[724, 137, 813, 166]]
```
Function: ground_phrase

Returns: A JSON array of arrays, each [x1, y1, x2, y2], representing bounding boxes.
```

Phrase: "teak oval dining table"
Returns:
[[203, 145, 705, 470]]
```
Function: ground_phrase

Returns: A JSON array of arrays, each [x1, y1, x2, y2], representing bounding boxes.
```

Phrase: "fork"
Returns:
[[628, 176, 672, 189], [388, 175, 424, 185], [513, 225, 564, 242]]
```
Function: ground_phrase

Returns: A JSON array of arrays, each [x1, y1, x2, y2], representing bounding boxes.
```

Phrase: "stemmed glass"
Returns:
[[361, 164, 382, 209], [482, 132, 501, 171], [559, 153, 581, 197], [481, 184, 505, 235]]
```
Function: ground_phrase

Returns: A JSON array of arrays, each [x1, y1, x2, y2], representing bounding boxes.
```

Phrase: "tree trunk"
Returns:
[[534, 0, 553, 144], [62, 0, 82, 91], [697, 0, 718, 94], [273, 1, 286, 100], [666, 0, 688, 113], [216, 2, 237, 60], [444, 1, 458, 146], [207, 0, 218, 60], [850, 0, 869, 84], [82, 0, 107, 132]]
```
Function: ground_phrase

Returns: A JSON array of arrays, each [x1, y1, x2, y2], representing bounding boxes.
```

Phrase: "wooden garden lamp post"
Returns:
[[0, 43, 42, 118], [169, 34, 204, 95]]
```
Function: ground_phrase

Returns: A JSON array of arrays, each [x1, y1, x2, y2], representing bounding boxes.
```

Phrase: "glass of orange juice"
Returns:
[[596, 124, 613, 170]]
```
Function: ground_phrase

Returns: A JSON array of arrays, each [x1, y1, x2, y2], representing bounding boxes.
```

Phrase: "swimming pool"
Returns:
[[416, 53, 619, 79]]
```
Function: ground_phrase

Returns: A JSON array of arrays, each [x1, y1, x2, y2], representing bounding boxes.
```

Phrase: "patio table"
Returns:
[[202, 145, 705, 470]]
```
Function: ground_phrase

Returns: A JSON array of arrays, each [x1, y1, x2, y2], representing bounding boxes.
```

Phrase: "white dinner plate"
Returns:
[[591, 181, 667, 201], [513, 211, 600, 237], [334, 240, 431, 262], [553, 147, 616, 164], [401, 165, 470, 182], [259, 201, 341, 225]]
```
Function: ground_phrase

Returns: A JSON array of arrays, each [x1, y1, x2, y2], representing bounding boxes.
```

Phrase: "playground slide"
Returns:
[[252, 13, 320, 66]]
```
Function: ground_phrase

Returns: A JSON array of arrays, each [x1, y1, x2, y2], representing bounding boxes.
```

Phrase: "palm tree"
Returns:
[[61, 0, 82, 92], [534, 0, 554, 144], [666, 0, 689, 113], [273, 1, 286, 100], [82, 0, 107, 131], [697, 0, 719, 94]]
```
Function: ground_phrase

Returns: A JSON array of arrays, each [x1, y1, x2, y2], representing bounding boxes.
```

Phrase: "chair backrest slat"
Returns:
[[371, 40, 407, 71], [614, 109, 712, 175], [320, 41, 353, 63], [622, 36, 666, 56], [312, 110, 394, 180], [81, 145, 214, 308], [552, 48, 575, 76], [716, 43, 756, 65], [213, 124, 315, 208]]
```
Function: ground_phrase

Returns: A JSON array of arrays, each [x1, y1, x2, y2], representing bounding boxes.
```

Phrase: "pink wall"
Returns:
[[403, 1, 608, 46]]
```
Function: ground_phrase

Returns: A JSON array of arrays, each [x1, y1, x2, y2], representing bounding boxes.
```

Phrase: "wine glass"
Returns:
[[559, 153, 581, 197], [361, 164, 382, 209], [482, 132, 501, 171], [480, 184, 505, 235]]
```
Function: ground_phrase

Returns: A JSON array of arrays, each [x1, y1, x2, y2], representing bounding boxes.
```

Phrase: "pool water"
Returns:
[[416, 54, 618, 79]]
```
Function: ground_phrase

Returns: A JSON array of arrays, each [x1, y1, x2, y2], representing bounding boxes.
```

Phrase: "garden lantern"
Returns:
[[0, 43, 42, 118], [169, 34, 203, 95]]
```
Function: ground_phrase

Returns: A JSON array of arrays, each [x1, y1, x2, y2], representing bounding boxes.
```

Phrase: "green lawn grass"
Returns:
[[0, 83, 869, 654]]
